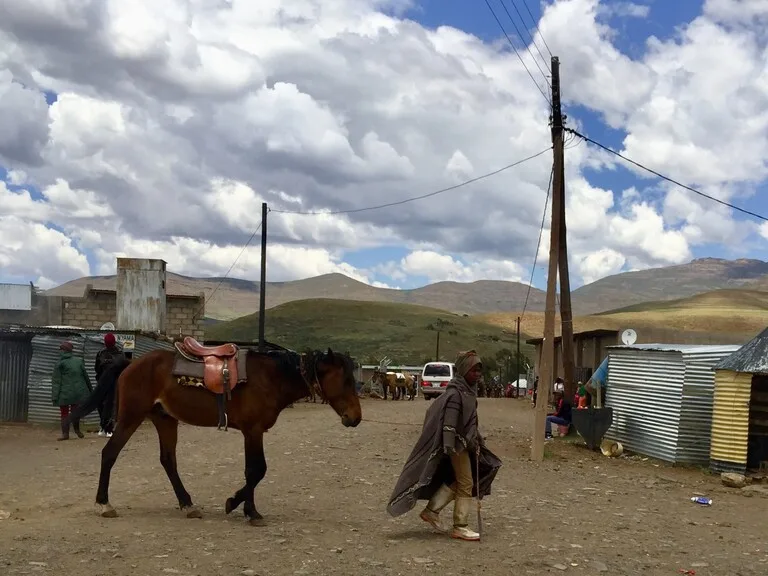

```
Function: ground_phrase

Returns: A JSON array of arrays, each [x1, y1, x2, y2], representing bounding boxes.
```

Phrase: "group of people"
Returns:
[[51, 333, 125, 441]]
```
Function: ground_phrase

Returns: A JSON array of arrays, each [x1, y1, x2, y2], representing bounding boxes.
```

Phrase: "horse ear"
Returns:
[[326, 347, 334, 359]]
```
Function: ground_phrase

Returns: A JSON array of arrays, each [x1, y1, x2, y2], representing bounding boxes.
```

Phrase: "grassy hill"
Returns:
[[480, 288, 768, 344], [571, 258, 768, 314], [46, 272, 542, 320], [205, 299, 533, 365], [46, 257, 768, 320]]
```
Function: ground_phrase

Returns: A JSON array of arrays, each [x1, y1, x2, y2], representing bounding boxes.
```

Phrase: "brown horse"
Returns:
[[68, 342, 361, 526]]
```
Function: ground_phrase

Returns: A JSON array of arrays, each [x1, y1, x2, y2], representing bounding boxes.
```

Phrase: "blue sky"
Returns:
[[1, 0, 767, 291]]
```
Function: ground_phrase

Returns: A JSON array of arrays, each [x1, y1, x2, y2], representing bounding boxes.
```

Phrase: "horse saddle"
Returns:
[[175, 336, 240, 397]]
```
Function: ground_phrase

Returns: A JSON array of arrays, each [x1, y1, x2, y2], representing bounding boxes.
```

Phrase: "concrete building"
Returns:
[[0, 259, 205, 340]]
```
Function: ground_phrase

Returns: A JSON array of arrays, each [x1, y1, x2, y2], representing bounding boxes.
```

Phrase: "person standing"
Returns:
[[387, 350, 502, 542], [94, 333, 124, 437], [51, 341, 93, 441]]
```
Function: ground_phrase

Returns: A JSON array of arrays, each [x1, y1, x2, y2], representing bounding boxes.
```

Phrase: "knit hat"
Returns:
[[104, 333, 116, 347], [60, 341, 73, 352], [455, 350, 482, 377]]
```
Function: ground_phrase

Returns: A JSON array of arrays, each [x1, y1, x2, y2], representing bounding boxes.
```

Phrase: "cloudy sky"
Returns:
[[1, 0, 767, 291]]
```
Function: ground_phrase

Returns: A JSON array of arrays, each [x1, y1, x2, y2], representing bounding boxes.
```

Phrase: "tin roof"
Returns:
[[608, 343, 742, 354], [713, 326, 768, 374]]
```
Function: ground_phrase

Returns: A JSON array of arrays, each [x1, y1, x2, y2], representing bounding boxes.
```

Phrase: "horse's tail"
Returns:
[[66, 357, 131, 425]]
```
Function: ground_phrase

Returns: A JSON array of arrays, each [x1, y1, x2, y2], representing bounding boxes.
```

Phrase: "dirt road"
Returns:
[[1, 398, 766, 575]]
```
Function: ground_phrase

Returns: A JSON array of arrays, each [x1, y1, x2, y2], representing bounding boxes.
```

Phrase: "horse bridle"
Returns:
[[300, 352, 325, 401]]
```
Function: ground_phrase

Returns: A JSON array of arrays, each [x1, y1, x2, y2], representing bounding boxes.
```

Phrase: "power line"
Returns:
[[270, 147, 552, 216], [521, 164, 554, 320], [192, 222, 263, 321], [502, 0, 551, 77], [566, 128, 768, 222], [520, 0, 553, 57], [483, 0, 551, 105]]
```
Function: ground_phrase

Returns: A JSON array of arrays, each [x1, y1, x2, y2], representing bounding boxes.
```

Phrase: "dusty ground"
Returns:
[[1, 398, 766, 576]]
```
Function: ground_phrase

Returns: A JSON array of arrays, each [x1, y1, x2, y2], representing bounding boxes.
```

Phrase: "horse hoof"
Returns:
[[225, 498, 238, 515], [248, 516, 265, 527], [98, 503, 118, 518], [183, 505, 203, 519]]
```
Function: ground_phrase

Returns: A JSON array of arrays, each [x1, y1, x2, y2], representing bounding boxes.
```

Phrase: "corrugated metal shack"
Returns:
[[0, 332, 33, 421], [604, 343, 741, 465], [710, 327, 768, 475], [0, 327, 173, 426]]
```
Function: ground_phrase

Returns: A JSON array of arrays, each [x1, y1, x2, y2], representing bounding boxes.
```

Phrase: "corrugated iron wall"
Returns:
[[27, 332, 173, 426], [27, 334, 97, 427], [27, 334, 101, 427], [676, 346, 741, 465], [0, 334, 33, 421], [604, 349, 685, 463], [710, 369, 752, 474]]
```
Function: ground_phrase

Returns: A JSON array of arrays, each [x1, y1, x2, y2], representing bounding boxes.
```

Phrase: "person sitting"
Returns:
[[545, 391, 572, 440]]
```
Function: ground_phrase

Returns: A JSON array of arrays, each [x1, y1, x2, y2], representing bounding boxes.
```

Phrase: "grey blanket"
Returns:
[[386, 381, 502, 517]]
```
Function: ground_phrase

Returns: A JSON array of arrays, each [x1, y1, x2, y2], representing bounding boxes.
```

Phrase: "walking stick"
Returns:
[[475, 443, 483, 541]]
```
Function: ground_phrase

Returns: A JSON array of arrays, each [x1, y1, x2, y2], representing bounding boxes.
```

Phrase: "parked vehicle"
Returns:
[[420, 362, 455, 400]]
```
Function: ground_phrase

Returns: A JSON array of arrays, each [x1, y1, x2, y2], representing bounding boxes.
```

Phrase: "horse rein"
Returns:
[[300, 353, 325, 401]]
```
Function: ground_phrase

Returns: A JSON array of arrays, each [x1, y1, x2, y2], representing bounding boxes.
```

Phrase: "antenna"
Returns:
[[621, 328, 637, 346]]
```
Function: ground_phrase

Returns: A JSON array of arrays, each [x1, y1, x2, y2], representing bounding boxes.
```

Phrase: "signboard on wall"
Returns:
[[116, 334, 135, 351]]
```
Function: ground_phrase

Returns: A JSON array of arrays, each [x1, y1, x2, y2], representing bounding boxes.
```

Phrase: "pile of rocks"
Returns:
[[721, 472, 768, 496]]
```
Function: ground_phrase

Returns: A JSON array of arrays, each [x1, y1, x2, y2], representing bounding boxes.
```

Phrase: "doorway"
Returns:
[[747, 375, 768, 472]]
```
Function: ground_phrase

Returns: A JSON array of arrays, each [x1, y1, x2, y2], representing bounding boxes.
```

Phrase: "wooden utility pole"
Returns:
[[516, 316, 521, 387], [554, 59, 576, 400], [532, 56, 564, 462], [258, 202, 268, 352]]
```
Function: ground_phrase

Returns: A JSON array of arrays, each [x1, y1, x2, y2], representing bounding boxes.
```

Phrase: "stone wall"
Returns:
[[165, 297, 205, 340], [11, 289, 208, 339], [61, 291, 116, 328]]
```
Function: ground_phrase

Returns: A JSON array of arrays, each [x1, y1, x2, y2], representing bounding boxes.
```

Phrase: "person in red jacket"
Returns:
[[545, 391, 572, 440]]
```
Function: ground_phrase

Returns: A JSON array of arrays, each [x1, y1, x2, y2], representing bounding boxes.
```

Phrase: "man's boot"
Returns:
[[72, 419, 85, 439], [451, 497, 480, 541], [419, 484, 454, 533], [57, 418, 70, 441]]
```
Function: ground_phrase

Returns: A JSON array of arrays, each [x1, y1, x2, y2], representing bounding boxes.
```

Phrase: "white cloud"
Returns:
[[92, 233, 384, 287], [0, 0, 765, 297], [377, 250, 526, 284], [0, 216, 90, 288]]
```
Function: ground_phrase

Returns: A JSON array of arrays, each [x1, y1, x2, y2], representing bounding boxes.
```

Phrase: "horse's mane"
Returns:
[[244, 342, 355, 385], [244, 343, 303, 381]]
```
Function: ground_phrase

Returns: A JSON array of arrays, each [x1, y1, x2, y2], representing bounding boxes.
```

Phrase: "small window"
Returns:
[[423, 364, 451, 377]]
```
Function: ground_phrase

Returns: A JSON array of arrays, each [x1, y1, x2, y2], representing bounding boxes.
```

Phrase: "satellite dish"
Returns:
[[100, 322, 115, 331], [621, 328, 637, 346]]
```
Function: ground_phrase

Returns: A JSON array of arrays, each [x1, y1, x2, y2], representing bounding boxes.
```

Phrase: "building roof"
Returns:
[[608, 343, 741, 354], [526, 328, 619, 346], [83, 285, 202, 300], [714, 326, 768, 375]]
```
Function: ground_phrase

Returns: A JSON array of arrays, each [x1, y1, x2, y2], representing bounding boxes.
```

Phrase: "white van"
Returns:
[[420, 362, 455, 400]]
